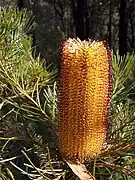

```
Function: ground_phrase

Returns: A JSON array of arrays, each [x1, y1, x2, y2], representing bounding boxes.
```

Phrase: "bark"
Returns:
[[73, 0, 89, 40], [84, 0, 89, 39], [75, 0, 85, 40], [108, 1, 112, 48], [119, 0, 128, 55]]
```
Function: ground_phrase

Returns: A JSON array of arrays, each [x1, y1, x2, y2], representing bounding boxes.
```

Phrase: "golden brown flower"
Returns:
[[58, 38, 112, 162]]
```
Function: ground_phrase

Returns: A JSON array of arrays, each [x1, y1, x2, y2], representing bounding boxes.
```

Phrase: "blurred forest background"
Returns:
[[0, 0, 135, 180], [1, 0, 135, 60]]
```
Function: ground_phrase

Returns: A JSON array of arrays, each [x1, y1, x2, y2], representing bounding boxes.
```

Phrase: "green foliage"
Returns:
[[0, 7, 135, 180], [0, 8, 59, 180]]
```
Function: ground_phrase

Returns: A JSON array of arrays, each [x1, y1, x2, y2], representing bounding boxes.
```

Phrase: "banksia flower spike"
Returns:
[[58, 38, 112, 162]]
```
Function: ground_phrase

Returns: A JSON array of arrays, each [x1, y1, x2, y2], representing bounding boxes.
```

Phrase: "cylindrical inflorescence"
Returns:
[[58, 38, 112, 161]]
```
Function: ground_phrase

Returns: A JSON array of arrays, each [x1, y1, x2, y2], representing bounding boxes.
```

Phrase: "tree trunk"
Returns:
[[75, 0, 85, 40], [108, 1, 112, 48], [84, 0, 89, 39], [119, 0, 128, 55], [73, 0, 89, 40]]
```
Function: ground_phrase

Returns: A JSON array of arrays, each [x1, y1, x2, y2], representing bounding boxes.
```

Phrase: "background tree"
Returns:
[[119, 0, 128, 55], [71, 0, 89, 40], [1, 0, 135, 57]]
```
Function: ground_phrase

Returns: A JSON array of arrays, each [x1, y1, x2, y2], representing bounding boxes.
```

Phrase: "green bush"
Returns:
[[0, 8, 58, 180]]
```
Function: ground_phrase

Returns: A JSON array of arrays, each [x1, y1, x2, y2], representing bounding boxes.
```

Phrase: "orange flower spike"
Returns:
[[58, 38, 112, 162]]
